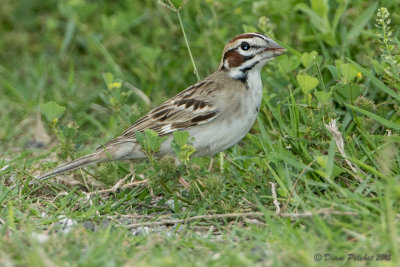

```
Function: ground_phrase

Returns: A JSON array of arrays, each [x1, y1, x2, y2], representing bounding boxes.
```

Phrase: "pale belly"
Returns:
[[190, 78, 262, 156], [189, 109, 259, 156]]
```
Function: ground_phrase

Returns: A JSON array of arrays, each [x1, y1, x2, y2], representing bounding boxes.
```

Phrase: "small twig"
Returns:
[[111, 172, 131, 192], [207, 158, 214, 172], [282, 208, 358, 218], [51, 192, 69, 202], [125, 209, 358, 229], [80, 169, 90, 192], [118, 214, 171, 219], [178, 176, 190, 189], [269, 182, 280, 215], [88, 180, 148, 195], [194, 181, 205, 199], [1, 164, 10, 171]]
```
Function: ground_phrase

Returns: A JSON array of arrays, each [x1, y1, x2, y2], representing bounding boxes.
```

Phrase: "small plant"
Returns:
[[375, 7, 400, 77], [135, 129, 178, 197], [171, 131, 196, 166], [100, 73, 136, 128], [93, 162, 124, 186], [41, 101, 87, 160], [135, 129, 168, 164]]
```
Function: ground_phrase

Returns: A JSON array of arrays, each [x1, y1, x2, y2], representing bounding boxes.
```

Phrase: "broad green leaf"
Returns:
[[144, 129, 158, 143], [173, 131, 190, 147], [277, 55, 291, 75], [135, 131, 145, 149], [314, 91, 332, 104], [297, 74, 319, 93], [277, 55, 301, 75], [144, 129, 167, 152], [335, 59, 345, 78], [301, 51, 318, 68], [339, 63, 358, 81], [333, 84, 363, 101], [40, 101, 66, 121], [136, 130, 168, 154], [171, 131, 195, 163], [289, 55, 302, 71]]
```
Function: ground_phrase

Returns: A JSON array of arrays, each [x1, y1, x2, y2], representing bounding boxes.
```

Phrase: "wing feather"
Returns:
[[101, 78, 221, 148]]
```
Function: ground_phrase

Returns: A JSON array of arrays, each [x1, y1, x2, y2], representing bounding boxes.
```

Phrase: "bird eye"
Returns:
[[241, 42, 250, 50]]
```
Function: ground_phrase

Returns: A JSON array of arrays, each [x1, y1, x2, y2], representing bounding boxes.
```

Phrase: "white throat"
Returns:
[[246, 65, 263, 92]]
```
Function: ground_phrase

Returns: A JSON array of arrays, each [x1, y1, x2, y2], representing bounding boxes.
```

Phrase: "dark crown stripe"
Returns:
[[229, 33, 266, 43]]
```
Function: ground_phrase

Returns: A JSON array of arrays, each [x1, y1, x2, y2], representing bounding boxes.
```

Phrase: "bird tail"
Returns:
[[37, 150, 109, 181]]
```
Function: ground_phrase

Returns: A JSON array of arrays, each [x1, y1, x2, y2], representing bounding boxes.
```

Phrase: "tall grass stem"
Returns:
[[177, 12, 200, 81]]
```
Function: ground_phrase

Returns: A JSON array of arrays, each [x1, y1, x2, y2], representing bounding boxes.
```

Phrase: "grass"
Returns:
[[1, 0, 400, 266]]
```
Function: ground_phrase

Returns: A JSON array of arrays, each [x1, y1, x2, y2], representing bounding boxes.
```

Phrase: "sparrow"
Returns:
[[38, 33, 286, 180]]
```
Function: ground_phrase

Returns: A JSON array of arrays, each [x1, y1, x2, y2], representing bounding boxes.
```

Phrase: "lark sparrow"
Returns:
[[38, 33, 286, 180]]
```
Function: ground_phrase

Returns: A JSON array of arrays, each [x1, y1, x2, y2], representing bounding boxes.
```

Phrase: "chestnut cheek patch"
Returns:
[[224, 50, 244, 68]]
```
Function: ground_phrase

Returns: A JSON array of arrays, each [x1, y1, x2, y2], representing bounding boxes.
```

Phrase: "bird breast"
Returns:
[[190, 69, 263, 156]]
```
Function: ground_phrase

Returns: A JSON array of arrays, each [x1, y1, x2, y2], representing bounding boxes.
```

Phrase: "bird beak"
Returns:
[[265, 40, 286, 57]]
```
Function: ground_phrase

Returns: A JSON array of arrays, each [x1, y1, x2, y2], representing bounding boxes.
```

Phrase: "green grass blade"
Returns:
[[344, 3, 378, 44], [346, 104, 400, 130]]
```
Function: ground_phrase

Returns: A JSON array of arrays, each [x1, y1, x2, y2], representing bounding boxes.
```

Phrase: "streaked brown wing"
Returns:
[[101, 79, 220, 148]]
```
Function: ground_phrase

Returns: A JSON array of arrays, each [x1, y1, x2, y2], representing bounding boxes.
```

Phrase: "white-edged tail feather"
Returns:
[[37, 150, 109, 181]]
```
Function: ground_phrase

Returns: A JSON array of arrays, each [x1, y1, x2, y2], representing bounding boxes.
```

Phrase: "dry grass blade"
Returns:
[[325, 119, 364, 181], [88, 179, 148, 195], [123, 82, 151, 106], [269, 182, 280, 214]]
